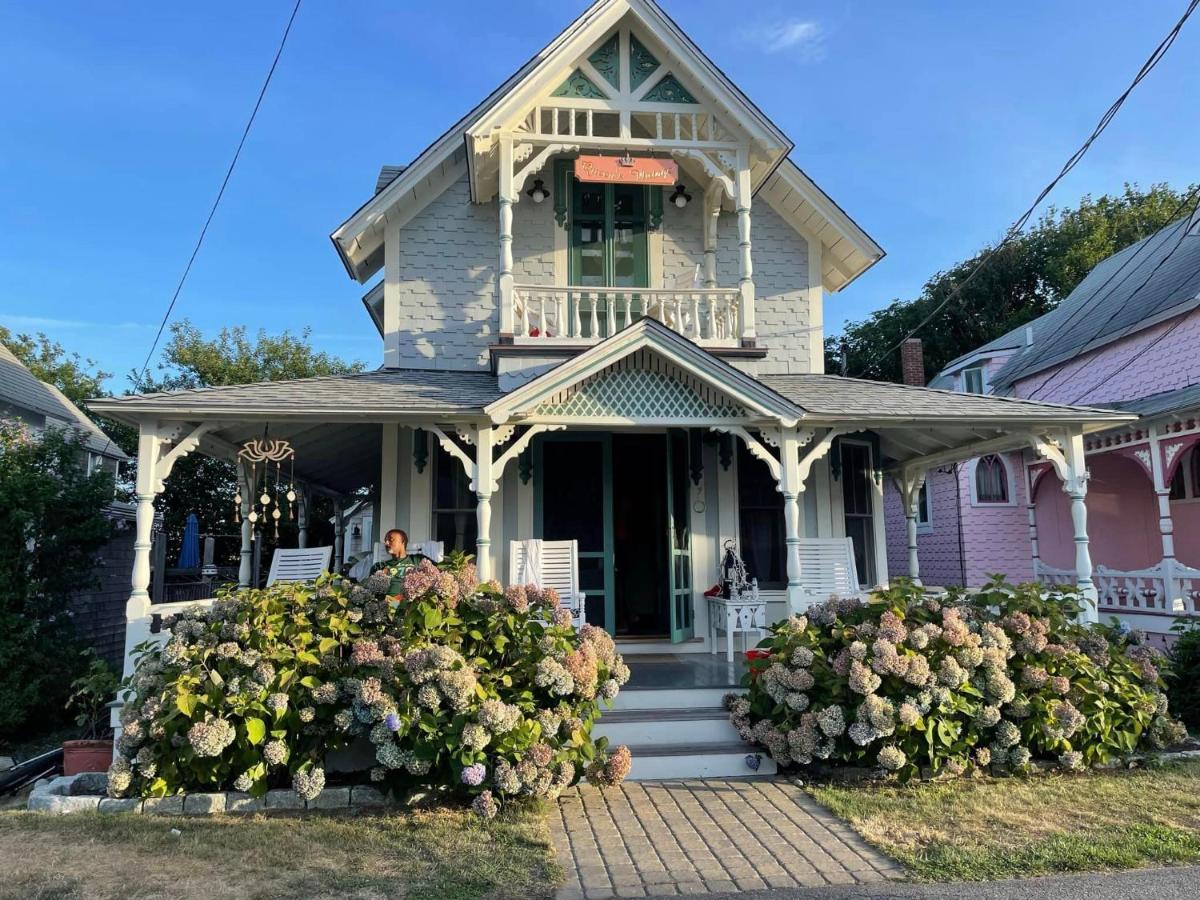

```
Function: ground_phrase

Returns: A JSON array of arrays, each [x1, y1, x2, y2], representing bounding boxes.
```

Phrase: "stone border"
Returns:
[[28, 773, 396, 816]]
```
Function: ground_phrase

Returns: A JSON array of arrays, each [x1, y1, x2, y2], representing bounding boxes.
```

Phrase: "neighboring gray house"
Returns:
[[1, 341, 132, 669]]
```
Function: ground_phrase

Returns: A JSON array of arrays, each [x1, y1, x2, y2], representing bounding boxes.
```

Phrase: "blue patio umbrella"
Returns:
[[177, 513, 200, 569]]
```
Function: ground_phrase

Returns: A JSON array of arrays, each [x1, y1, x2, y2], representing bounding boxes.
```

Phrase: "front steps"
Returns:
[[596, 685, 775, 781]]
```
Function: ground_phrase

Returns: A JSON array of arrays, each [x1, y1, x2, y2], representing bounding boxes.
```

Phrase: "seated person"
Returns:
[[370, 528, 429, 596]]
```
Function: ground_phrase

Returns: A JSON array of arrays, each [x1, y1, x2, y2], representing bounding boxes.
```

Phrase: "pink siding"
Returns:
[[960, 453, 1034, 585], [884, 467, 965, 586], [1171, 496, 1200, 567], [1012, 309, 1200, 405]]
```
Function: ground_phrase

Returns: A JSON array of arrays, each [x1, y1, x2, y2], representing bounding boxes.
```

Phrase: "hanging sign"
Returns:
[[574, 154, 678, 185]]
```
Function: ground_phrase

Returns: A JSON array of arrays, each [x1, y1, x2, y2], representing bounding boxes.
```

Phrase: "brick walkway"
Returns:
[[550, 779, 902, 898]]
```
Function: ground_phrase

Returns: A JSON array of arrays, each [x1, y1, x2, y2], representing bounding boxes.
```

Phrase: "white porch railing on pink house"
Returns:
[[512, 284, 741, 347], [1034, 560, 1200, 618]]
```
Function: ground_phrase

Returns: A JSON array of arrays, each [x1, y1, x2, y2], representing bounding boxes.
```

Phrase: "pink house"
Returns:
[[884, 211, 1200, 638]]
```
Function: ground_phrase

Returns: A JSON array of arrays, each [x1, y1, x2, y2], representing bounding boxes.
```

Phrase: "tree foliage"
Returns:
[[0, 327, 111, 411], [0, 421, 116, 739], [829, 184, 1197, 383]]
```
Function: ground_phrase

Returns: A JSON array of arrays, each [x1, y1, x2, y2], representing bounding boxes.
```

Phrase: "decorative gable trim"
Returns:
[[486, 317, 802, 425], [553, 69, 609, 99]]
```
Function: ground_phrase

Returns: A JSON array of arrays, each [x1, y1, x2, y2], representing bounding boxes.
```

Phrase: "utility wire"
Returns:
[[847, 0, 1199, 380], [1022, 197, 1200, 400], [133, 0, 303, 390]]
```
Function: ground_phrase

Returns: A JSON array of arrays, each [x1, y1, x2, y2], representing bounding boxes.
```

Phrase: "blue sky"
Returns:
[[1, 1, 1197, 392]]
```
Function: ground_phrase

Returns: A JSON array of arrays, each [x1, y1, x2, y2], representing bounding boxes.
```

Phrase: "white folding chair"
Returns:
[[266, 546, 333, 586], [509, 538, 587, 628]]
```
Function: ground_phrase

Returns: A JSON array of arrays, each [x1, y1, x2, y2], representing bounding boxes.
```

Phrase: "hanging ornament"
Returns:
[[236, 426, 296, 537]]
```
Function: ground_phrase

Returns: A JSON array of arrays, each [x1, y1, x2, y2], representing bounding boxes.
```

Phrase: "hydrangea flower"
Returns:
[[364, 571, 393, 595], [263, 739, 288, 766], [188, 718, 236, 757], [233, 773, 254, 792], [816, 705, 846, 737], [461, 763, 487, 786], [478, 699, 522, 734], [876, 745, 906, 771], [266, 693, 289, 714], [472, 790, 499, 820], [292, 767, 325, 801], [848, 660, 881, 695]]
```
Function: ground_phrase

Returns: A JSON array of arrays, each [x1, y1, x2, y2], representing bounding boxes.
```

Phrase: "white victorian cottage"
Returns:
[[94, 0, 1130, 775]]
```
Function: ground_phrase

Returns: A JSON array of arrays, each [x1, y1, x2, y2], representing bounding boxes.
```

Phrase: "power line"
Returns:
[[847, 0, 1199, 380], [1022, 198, 1200, 400], [133, 0, 303, 391]]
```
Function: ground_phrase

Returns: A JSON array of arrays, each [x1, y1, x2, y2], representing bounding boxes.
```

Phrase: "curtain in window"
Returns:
[[737, 442, 786, 589], [975, 455, 1009, 503]]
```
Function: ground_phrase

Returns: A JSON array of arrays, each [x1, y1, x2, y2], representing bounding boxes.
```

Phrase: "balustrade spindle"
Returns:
[[520, 291, 529, 338], [571, 289, 582, 339], [534, 106, 542, 132], [691, 294, 701, 338], [552, 108, 559, 135], [707, 295, 717, 340], [589, 292, 599, 339], [672, 295, 682, 331], [606, 291, 616, 337], [690, 113, 698, 139], [673, 113, 681, 140], [655, 113, 663, 140], [587, 110, 593, 137], [538, 295, 547, 337], [623, 292, 632, 330], [556, 293, 567, 339], [568, 111, 576, 136]]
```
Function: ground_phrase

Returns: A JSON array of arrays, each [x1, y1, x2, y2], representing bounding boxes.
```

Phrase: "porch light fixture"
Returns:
[[526, 178, 550, 203], [670, 183, 692, 209], [234, 426, 296, 540]]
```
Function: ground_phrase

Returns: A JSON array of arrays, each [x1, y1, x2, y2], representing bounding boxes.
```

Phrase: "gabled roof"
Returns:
[[950, 213, 1200, 392], [0, 343, 126, 458], [330, 0, 882, 291], [485, 317, 803, 426]]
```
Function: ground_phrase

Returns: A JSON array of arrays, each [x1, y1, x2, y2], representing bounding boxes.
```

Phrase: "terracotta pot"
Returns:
[[62, 739, 113, 776]]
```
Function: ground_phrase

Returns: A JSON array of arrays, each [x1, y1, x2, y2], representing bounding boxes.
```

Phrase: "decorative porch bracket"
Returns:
[[713, 424, 846, 611], [891, 467, 928, 587], [1029, 428, 1099, 623], [669, 148, 734, 200], [430, 423, 566, 582], [513, 142, 580, 200]]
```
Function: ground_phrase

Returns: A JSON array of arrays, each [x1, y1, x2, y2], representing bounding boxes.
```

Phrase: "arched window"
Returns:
[[974, 455, 1010, 504]]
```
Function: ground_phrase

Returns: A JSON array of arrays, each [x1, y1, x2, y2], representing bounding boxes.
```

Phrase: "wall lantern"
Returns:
[[526, 179, 550, 203], [670, 183, 692, 209]]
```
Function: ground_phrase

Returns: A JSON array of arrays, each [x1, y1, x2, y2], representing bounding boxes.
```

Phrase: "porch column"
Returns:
[[778, 427, 808, 612], [1148, 430, 1178, 605], [333, 498, 346, 571], [238, 459, 253, 588], [734, 147, 755, 342], [703, 187, 720, 289], [124, 422, 163, 682], [1025, 462, 1041, 577], [1064, 432, 1097, 621], [894, 468, 926, 586], [297, 488, 309, 549], [475, 425, 495, 582], [498, 135, 515, 339]]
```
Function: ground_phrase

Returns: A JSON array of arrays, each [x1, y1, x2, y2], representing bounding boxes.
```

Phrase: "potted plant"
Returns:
[[63, 651, 119, 775]]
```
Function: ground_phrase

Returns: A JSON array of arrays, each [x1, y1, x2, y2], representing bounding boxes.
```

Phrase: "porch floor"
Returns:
[[623, 653, 749, 691]]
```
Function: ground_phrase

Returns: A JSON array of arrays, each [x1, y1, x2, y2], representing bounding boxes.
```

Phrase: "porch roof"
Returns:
[[1100, 382, 1200, 419]]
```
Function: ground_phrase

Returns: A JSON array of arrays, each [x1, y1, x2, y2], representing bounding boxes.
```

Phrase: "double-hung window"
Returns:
[[962, 366, 986, 394]]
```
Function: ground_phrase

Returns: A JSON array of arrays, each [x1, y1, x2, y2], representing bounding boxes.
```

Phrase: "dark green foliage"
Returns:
[[1166, 622, 1200, 729], [0, 421, 116, 740], [829, 184, 1197, 381]]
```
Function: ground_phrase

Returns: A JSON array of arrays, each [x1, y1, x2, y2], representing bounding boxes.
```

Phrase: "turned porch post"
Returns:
[[297, 488, 309, 549], [703, 187, 720, 289], [498, 135, 516, 339], [779, 428, 804, 612], [733, 147, 755, 342], [1063, 432, 1097, 620], [238, 459, 253, 588], [894, 468, 927, 586], [1148, 430, 1179, 605], [123, 422, 163, 682], [1025, 462, 1041, 577], [475, 425, 495, 581]]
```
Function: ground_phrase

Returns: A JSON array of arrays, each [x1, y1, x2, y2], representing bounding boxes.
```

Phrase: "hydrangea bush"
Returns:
[[110, 554, 631, 814], [728, 578, 1186, 780]]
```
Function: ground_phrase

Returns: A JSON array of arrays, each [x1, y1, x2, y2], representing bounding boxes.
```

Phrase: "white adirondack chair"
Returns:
[[509, 539, 587, 628], [410, 540, 444, 563], [266, 546, 333, 586], [796, 537, 865, 610]]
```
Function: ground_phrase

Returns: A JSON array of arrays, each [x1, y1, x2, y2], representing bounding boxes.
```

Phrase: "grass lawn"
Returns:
[[0, 803, 560, 900], [809, 759, 1200, 882]]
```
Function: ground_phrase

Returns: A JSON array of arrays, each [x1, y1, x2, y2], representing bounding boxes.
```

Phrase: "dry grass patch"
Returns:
[[809, 759, 1200, 882], [0, 803, 559, 900]]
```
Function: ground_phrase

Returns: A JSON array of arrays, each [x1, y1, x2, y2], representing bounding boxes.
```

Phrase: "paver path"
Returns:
[[550, 779, 902, 898]]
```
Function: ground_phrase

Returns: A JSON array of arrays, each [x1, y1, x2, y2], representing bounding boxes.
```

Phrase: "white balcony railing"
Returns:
[[512, 284, 741, 347], [1034, 559, 1200, 617]]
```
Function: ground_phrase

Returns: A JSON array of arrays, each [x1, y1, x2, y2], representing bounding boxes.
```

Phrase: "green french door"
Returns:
[[666, 430, 694, 642]]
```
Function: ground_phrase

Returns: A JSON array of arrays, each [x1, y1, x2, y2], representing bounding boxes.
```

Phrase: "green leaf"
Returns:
[[175, 692, 196, 717], [295, 651, 320, 666], [318, 637, 339, 655], [244, 717, 266, 745]]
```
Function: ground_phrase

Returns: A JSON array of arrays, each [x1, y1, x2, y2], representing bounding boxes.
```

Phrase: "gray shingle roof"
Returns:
[[375, 165, 407, 195], [89, 369, 503, 423], [987, 214, 1200, 390], [0, 343, 126, 458], [1100, 382, 1200, 418], [759, 373, 1125, 423]]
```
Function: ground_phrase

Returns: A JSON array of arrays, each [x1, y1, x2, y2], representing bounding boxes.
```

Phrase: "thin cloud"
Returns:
[[0, 314, 153, 331], [739, 19, 825, 59]]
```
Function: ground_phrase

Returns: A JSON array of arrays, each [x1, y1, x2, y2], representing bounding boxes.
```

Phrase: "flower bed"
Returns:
[[110, 554, 631, 816], [727, 579, 1187, 779]]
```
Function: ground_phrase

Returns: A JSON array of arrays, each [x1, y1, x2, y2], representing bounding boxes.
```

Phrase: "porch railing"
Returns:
[[512, 284, 741, 347], [1034, 560, 1200, 617]]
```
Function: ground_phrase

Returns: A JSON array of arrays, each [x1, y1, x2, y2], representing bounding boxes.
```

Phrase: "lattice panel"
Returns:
[[531, 350, 747, 420]]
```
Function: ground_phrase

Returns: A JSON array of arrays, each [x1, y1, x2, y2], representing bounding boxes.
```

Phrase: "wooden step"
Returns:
[[624, 742, 777, 781], [595, 707, 737, 746]]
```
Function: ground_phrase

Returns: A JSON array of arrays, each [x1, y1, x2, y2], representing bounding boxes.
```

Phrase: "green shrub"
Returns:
[[0, 419, 114, 741], [1166, 621, 1200, 730], [109, 555, 631, 815], [728, 578, 1186, 779]]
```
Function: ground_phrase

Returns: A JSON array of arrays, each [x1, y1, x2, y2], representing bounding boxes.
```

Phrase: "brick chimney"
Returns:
[[900, 338, 925, 386]]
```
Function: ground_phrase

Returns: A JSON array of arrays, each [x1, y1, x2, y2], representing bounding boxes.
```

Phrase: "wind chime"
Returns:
[[233, 427, 296, 540]]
